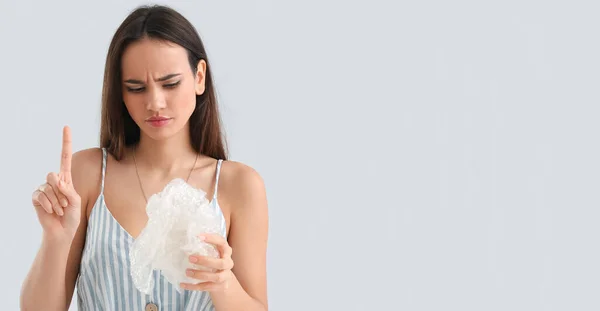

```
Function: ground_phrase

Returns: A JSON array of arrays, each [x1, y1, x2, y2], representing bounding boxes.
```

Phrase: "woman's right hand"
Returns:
[[31, 126, 82, 241]]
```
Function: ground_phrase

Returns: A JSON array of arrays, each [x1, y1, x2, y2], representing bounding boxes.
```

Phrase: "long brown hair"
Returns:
[[99, 4, 227, 161]]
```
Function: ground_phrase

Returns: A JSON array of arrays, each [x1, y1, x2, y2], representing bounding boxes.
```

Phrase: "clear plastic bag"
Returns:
[[130, 178, 224, 295]]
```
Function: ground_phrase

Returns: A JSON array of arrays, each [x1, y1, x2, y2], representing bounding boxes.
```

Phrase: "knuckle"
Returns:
[[201, 272, 212, 282], [45, 190, 57, 200], [41, 184, 52, 195], [45, 191, 55, 200], [46, 174, 59, 186], [38, 195, 49, 206]]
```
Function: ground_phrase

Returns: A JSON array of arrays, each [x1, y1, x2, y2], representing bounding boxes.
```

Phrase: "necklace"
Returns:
[[132, 148, 199, 203]]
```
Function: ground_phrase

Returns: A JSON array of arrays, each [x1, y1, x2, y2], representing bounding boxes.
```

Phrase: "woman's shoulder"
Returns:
[[219, 160, 265, 191], [218, 160, 267, 211], [70, 147, 104, 202], [72, 147, 104, 175]]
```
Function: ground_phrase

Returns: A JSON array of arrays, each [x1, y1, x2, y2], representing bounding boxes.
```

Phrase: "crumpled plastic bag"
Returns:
[[129, 178, 224, 295]]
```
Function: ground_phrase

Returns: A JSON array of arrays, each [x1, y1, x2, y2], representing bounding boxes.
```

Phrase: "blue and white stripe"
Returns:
[[76, 148, 226, 310]]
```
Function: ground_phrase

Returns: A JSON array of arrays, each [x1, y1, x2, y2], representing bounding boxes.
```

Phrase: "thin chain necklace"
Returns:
[[132, 148, 199, 203]]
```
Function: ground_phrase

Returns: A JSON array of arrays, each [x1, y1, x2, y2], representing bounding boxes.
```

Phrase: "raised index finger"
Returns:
[[60, 125, 73, 182]]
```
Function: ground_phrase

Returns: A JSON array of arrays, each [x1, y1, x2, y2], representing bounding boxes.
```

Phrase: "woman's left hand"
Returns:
[[181, 233, 234, 293]]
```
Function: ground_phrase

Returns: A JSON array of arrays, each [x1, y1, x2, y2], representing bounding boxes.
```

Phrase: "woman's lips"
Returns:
[[146, 117, 172, 127]]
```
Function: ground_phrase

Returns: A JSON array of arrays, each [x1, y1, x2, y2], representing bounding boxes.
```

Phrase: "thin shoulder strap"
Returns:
[[213, 159, 223, 200], [100, 148, 108, 194]]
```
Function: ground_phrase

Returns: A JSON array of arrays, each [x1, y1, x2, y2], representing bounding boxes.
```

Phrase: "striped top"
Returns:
[[76, 148, 227, 311]]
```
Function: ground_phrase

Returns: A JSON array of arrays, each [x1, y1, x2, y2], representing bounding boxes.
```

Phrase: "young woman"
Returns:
[[20, 5, 268, 311]]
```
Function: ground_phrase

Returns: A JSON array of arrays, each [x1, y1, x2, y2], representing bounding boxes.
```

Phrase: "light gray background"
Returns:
[[0, 0, 598, 310]]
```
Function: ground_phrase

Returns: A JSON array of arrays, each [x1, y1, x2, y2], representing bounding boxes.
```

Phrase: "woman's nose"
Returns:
[[145, 87, 167, 111]]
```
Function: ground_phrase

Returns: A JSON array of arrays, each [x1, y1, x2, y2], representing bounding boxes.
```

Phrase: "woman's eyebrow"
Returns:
[[124, 73, 182, 84]]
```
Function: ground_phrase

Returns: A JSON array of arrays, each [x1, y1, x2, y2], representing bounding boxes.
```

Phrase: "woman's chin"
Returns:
[[142, 124, 184, 141]]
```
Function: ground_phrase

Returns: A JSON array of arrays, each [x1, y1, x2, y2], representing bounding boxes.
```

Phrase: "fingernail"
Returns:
[[190, 256, 198, 263], [61, 199, 68, 207], [187, 270, 194, 276], [57, 208, 64, 216]]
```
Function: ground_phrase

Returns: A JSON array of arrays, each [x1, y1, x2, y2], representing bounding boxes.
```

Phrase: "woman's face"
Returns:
[[121, 38, 206, 141]]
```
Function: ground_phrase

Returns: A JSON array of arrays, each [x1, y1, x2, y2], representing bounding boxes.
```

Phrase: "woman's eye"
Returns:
[[125, 81, 179, 92], [164, 81, 181, 88], [127, 87, 145, 93]]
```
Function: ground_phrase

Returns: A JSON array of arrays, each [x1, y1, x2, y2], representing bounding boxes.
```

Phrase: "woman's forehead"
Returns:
[[121, 39, 189, 77]]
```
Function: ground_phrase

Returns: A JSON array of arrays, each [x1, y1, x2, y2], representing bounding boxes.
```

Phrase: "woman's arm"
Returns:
[[211, 162, 269, 311], [20, 148, 98, 311], [20, 218, 87, 310]]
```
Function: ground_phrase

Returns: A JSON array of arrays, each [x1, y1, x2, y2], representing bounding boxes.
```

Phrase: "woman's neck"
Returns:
[[132, 129, 198, 176]]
